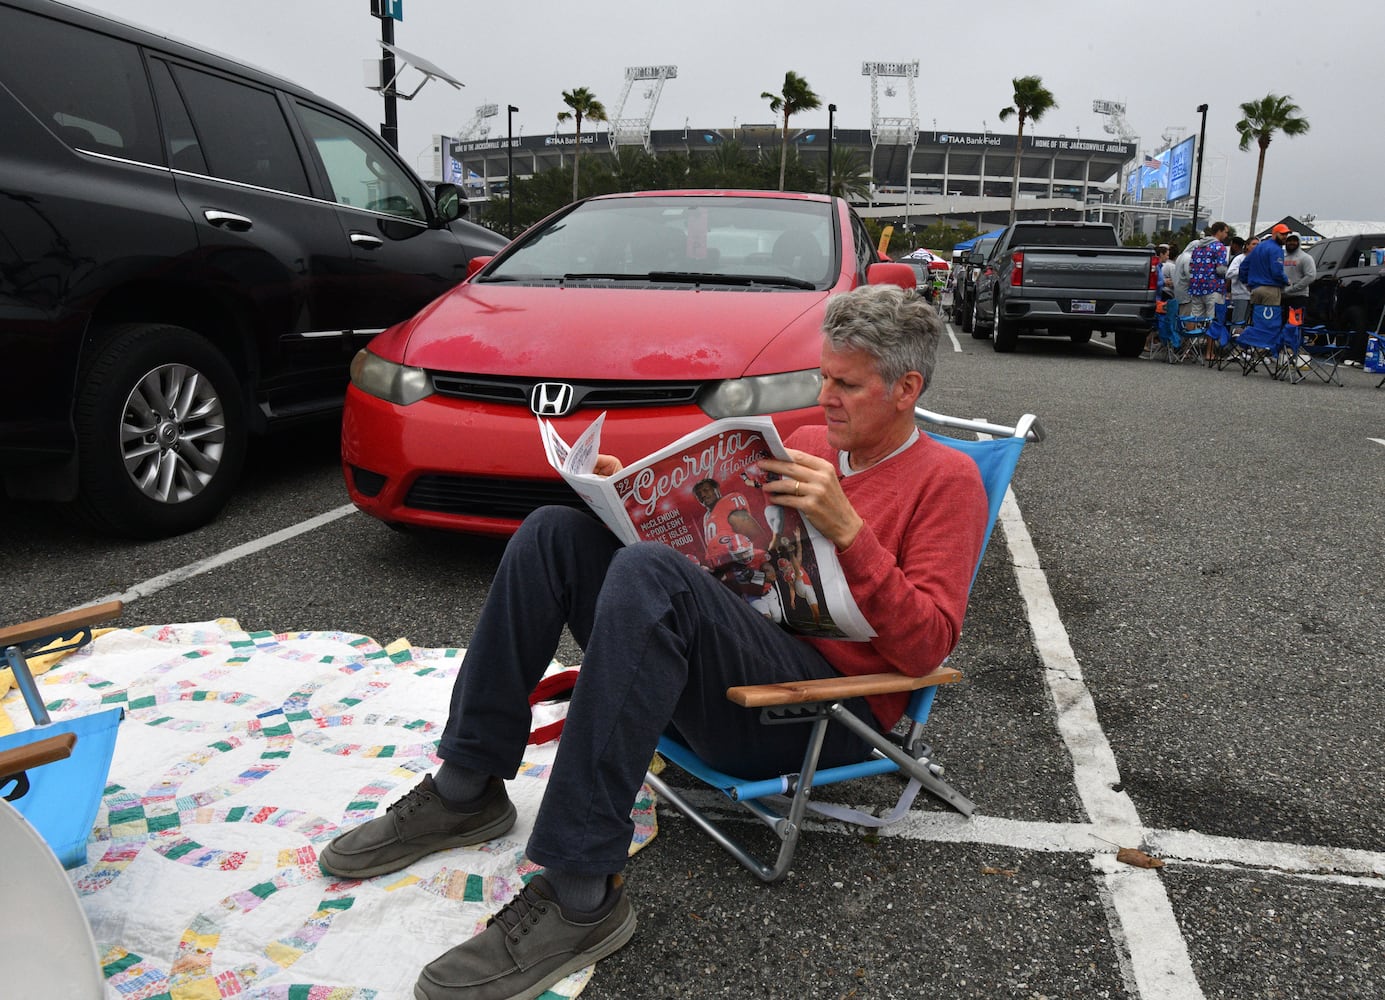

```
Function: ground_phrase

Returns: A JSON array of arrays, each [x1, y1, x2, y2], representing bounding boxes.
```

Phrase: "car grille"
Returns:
[[430, 374, 703, 409], [403, 474, 589, 520]]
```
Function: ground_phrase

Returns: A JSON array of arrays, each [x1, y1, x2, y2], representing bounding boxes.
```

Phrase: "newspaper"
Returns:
[[538, 413, 875, 641]]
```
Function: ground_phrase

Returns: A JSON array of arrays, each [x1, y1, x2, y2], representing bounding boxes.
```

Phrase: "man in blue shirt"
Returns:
[[1243, 223, 1291, 306]]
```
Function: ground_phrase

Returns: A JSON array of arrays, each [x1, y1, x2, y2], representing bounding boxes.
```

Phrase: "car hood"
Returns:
[[393, 282, 831, 380]]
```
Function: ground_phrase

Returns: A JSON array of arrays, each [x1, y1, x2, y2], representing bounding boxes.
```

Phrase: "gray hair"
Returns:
[[821, 284, 941, 391]]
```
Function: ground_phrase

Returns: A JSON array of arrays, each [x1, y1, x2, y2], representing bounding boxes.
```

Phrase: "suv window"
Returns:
[[1308, 239, 1344, 270], [0, 5, 161, 163], [295, 102, 427, 221], [148, 60, 207, 174], [167, 62, 310, 196]]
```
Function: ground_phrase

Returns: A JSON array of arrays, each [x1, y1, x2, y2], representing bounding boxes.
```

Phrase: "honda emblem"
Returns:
[[530, 382, 576, 417]]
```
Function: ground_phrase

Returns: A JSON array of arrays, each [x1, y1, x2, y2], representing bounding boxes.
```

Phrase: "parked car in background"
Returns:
[[342, 190, 918, 536], [952, 234, 1000, 334], [971, 222, 1158, 356], [0, 0, 507, 538], [1304, 232, 1385, 362]]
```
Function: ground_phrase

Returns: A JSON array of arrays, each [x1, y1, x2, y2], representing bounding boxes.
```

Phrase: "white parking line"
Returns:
[[66, 503, 358, 614], [944, 321, 962, 352], [995, 486, 1205, 999]]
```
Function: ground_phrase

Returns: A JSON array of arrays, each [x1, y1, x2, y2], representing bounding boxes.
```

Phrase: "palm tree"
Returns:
[[761, 71, 821, 191], [998, 75, 1057, 226], [826, 147, 871, 202], [1235, 93, 1310, 236], [556, 87, 607, 202]]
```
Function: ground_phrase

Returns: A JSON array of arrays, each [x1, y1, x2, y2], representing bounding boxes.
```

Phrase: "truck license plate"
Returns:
[[1071, 299, 1096, 313]]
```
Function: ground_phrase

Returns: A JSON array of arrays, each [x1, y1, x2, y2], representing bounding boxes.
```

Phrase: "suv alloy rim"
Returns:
[[120, 363, 227, 503]]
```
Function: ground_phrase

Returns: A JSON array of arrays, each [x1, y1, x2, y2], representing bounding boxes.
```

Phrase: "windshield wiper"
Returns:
[[647, 271, 817, 290]]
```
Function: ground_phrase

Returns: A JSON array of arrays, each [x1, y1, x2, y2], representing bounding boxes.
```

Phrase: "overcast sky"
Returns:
[[71, 0, 1381, 226]]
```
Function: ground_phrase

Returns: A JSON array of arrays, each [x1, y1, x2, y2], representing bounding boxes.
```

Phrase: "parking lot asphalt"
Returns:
[[3, 313, 1382, 999]]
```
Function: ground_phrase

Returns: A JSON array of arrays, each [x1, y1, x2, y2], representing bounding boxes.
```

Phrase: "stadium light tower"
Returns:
[[862, 61, 919, 220], [609, 65, 678, 152], [1093, 99, 1139, 239]]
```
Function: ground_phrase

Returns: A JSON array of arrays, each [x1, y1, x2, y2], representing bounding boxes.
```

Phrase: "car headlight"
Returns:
[[349, 349, 434, 406], [698, 369, 822, 418]]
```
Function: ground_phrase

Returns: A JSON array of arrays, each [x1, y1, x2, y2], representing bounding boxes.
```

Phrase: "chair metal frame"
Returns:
[[646, 409, 1042, 882], [1288, 325, 1351, 386]]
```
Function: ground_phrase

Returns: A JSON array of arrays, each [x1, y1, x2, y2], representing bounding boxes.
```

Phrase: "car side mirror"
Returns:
[[866, 261, 917, 291], [434, 183, 467, 223], [466, 256, 493, 280], [967, 251, 985, 266]]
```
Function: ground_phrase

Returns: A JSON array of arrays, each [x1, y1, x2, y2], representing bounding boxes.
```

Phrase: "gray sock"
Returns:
[[542, 869, 610, 914], [433, 760, 490, 806]]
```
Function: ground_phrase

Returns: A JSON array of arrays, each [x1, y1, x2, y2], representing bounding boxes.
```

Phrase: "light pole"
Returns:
[[826, 103, 836, 197], [507, 104, 518, 236], [1192, 103, 1208, 233], [371, 1, 398, 149]]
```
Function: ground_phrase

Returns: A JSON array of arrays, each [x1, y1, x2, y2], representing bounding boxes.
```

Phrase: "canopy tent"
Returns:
[[901, 248, 950, 270], [952, 227, 1007, 252]]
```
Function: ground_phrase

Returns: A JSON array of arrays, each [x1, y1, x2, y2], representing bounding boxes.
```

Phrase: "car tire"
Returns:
[[992, 305, 1018, 353], [959, 296, 975, 333], [1114, 329, 1145, 358], [972, 296, 990, 336], [73, 323, 247, 538], [1069, 329, 1093, 345]]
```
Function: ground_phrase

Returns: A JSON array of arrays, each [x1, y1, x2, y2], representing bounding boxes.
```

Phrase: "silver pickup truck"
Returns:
[[971, 222, 1159, 356]]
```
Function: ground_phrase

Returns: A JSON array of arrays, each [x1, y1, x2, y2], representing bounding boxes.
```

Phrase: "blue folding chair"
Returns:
[[1205, 301, 1235, 369], [646, 408, 1042, 882], [1290, 325, 1351, 386], [1232, 304, 1288, 379], [1, 601, 125, 869]]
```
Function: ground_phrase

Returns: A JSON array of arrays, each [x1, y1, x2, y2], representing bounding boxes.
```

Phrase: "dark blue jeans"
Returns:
[[439, 506, 876, 875]]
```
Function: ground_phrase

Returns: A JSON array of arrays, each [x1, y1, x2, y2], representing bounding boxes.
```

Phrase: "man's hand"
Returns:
[[759, 450, 864, 551], [593, 454, 624, 477]]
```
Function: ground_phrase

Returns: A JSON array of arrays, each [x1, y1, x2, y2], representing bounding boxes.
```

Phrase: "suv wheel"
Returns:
[[993, 305, 1018, 353], [73, 323, 246, 538]]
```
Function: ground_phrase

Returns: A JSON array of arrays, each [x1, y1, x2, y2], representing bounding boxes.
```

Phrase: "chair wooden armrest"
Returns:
[[0, 732, 77, 779], [726, 666, 963, 708], [0, 601, 124, 649]]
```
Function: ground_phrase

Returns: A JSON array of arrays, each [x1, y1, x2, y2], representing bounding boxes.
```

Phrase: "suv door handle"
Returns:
[[350, 232, 384, 249], [203, 210, 253, 232]]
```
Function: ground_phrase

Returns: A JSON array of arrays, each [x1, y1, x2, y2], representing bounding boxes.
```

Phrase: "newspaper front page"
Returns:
[[538, 414, 874, 640]]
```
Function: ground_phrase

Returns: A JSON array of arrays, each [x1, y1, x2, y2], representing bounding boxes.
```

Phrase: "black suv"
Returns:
[[0, 0, 507, 537]]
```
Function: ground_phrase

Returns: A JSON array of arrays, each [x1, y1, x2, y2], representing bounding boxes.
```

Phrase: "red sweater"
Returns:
[[785, 426, 988, 729]]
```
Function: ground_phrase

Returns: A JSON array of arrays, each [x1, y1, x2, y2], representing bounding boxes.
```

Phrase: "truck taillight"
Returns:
[[1149, 254, 1159, 290], [1010, 251, 1023, 287]]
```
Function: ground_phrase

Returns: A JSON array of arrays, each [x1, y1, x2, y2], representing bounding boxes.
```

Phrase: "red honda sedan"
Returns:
[[342, 189, 916, 536]]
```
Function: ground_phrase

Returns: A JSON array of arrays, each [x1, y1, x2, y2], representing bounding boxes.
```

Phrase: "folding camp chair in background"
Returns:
[[1231, 303, 1289, 379], [646, 408, 1042, 882], [1170, 310, 1212, 365], [1205, 302, 1236, 369], [1291, 325, 1351, 386]]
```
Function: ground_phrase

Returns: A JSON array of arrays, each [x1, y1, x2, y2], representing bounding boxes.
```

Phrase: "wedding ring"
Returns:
[[794, 480, 801, 496]]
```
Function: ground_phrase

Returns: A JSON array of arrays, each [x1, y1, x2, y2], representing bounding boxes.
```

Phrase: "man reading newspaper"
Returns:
[[319, 284, 989, 1000]]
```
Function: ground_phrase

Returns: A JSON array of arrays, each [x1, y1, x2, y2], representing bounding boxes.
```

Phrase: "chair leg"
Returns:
[[827, 705, 976, 816], [647, 714, 833, 883]]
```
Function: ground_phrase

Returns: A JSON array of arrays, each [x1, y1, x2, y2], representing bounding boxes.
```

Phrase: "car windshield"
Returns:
[[481, 195, 836, 289]]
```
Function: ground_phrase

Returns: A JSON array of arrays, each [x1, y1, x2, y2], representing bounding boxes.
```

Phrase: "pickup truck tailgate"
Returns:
[[1020, 249, 1151, 291]]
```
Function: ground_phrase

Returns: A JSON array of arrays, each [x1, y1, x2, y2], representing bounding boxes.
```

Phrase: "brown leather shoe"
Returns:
[[318, 774, 516, 879], [413, 874, 636, 1000]]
